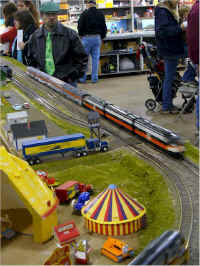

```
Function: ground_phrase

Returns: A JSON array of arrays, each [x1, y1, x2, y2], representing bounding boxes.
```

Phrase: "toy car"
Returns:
[[71, 192, 90, 213], [36, 170, 56, 186], [23, 102, 30, 109], [12, 104, 23, 111]]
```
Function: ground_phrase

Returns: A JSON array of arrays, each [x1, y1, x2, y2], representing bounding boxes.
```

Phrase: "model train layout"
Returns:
[[27, 66, 185, 155], [1, 64, 196, 265]]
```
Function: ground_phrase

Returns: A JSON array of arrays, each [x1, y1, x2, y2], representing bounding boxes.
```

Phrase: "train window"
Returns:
[[109, 104, 128, 115]]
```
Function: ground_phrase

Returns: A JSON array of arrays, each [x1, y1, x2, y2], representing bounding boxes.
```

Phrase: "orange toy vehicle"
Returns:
[[101, 237, 134, 263]]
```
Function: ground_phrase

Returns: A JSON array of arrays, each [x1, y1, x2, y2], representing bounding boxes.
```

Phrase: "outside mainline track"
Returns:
[[1, 59, 199, 264]]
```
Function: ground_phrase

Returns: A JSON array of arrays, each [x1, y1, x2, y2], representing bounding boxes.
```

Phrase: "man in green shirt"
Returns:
[[27, 1, 88, 87]]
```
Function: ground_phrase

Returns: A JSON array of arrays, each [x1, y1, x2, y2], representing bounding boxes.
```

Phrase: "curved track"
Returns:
[[1, 59, 199, 264]]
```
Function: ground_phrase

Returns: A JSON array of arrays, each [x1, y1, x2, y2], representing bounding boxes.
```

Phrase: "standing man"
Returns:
[[78, 0, 107, 83], [26, 1, 88, 86]]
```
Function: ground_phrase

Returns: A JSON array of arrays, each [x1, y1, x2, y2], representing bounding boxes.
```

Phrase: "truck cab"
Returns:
[[86, 138, 108, 152]]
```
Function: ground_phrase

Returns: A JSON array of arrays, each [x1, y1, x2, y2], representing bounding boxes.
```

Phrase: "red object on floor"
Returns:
[[54, 220, 80, 247]]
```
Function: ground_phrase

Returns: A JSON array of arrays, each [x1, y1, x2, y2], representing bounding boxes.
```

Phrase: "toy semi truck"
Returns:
[[55, 181, 93, 203], [22, 133, 108, 165]]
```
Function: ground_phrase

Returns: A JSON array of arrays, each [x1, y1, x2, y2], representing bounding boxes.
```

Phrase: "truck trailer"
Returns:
[[22, 133, 108, 165]]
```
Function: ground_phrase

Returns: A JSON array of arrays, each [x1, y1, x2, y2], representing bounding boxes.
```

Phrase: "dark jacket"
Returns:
[[12, 23, 38, 64], [78, 7, 107, 39], [155, 6, 184, 58], [187, 0, 199, 64], [27, 22, 88, 81]]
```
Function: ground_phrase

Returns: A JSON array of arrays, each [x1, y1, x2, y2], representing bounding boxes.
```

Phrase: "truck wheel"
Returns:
[[28, 159, 35, 165], [101, 146, 108, 152], [82, 151, 88, 156], [35, 158, 41, 164], [76, 152, 81, 158]]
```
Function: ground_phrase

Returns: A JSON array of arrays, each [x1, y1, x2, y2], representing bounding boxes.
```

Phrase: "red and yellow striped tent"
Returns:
[[81, 184, 146, 236]]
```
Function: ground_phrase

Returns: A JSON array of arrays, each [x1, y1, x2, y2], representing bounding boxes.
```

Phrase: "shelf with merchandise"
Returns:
[[106, 16, 132, 21], [133, 0, 154, 6], [96, 0, 131, 8], [134, 5, 155, 7], [101, 50, 136, 56], [76, 0, 156, 76], [98, 6, 131, 9]]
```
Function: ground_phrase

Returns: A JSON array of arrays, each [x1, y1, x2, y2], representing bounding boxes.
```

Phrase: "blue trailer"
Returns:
[[22, 133, 108, 165]]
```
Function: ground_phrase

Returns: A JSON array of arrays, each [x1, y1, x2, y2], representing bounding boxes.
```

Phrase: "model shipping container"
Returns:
[[22, 133, 86, 164]]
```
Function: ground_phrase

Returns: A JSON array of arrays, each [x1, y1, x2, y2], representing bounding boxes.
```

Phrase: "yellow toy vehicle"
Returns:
[[101, 237, 134, 262]]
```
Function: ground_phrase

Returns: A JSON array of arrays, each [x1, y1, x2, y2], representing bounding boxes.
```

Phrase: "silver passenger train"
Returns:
[[128, 230, 189, 265], [27, 67, 185, 154]]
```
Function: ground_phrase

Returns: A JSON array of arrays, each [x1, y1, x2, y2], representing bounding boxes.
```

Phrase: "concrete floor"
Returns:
[[1, 72, 198, 265]]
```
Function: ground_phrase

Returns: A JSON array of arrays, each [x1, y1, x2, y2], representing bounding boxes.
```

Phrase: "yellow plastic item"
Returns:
[[0, 146, 58, 243]]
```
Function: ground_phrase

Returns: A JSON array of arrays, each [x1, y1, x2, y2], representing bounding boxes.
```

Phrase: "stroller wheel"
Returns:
[[145, 99, 157, 111]]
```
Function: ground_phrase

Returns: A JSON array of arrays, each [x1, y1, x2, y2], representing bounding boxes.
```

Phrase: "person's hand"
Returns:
[[18, 41, 25, 50]]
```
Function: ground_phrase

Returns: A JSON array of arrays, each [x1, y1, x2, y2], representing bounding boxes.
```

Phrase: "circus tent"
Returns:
[[81, 184, 146, 236]]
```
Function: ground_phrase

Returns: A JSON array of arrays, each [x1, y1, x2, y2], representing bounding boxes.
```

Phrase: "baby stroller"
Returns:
[[137, 42, 182, 111]]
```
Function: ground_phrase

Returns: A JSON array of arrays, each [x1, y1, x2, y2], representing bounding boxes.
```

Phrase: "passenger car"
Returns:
[[12, 104, 23, 111]]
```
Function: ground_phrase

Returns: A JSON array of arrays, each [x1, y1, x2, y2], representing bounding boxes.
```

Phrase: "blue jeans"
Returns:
[[80, 35, 101, 83], [162, 58, 179, 110]]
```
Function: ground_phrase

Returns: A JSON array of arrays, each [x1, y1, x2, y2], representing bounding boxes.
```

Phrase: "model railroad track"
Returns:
[[2, 60, 198, 264], [13, 74, 89, 129], [1, 58, 88, 128]]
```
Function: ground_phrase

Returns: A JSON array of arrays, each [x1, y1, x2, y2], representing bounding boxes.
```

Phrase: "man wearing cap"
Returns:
[[78, 0, 107, 83], [26, 1, 88, 86]]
